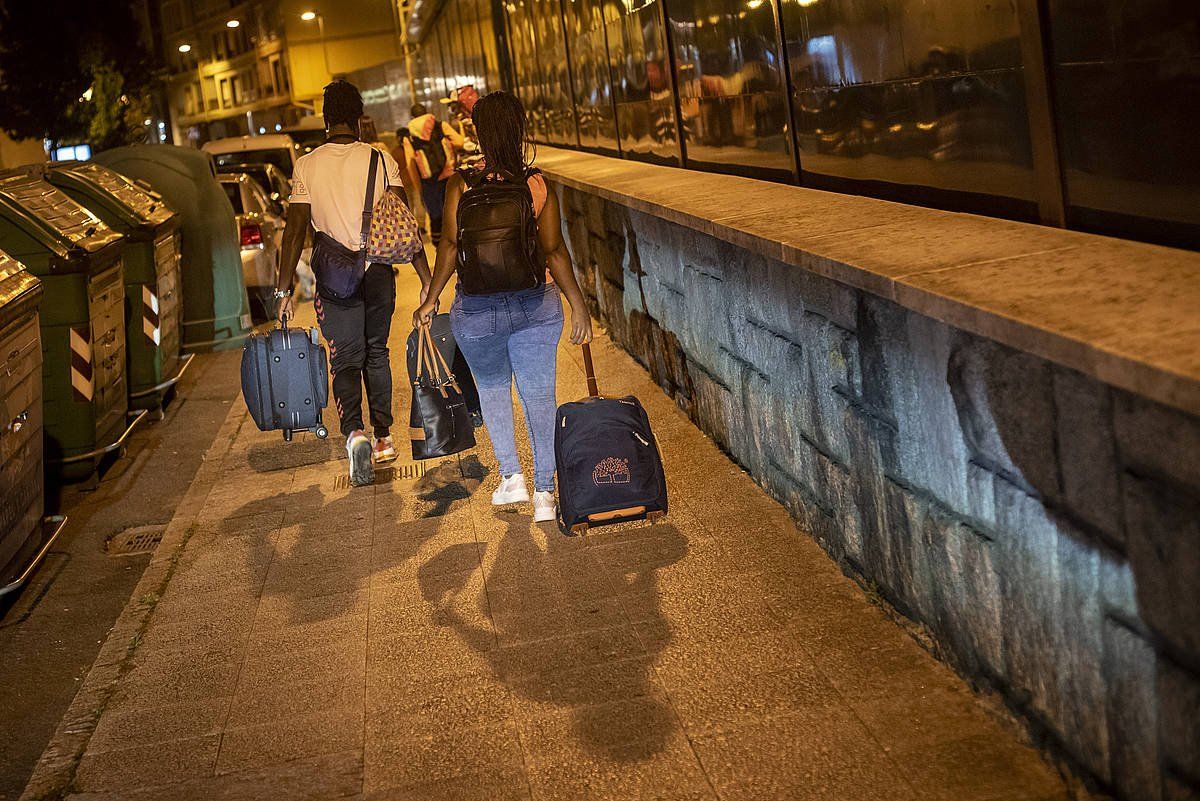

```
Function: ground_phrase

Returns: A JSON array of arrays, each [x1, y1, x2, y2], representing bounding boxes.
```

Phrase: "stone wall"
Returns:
[[554, 181, 1200, 801]]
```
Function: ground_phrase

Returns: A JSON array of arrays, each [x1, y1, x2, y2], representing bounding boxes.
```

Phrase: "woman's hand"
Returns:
[[277, 295, 295, 326], [413, 300, 437, 328], [570, 309, 593, 345]]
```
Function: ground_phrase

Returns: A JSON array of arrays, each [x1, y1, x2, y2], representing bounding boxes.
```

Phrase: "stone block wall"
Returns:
[[555, 181, 1200, 801]]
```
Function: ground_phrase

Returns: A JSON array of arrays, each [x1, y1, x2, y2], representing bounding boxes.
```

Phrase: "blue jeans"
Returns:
[[450, 284, 564, 492]]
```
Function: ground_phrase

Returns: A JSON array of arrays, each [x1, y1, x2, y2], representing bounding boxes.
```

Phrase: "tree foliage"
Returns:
[[0, 0, 157, 146]]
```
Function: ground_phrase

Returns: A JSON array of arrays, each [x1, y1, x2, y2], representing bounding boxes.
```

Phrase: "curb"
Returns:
[[19, 401, 250, 801]]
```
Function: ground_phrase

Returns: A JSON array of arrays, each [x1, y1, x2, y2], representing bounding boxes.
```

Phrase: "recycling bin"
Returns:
[[0, 248, 66, 597], [93, 145, 251, 352], [0, 170, 145, 484], [40, 162, 191, 411]]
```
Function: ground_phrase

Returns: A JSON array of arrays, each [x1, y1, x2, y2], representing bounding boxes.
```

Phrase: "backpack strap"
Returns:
[[360, 148, 380, 252]]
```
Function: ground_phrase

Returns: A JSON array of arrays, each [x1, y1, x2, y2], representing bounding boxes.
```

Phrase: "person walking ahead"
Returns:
[[276, 80, 432, 486], [413, 90, 592, 523], [403, 104, 464, 247]]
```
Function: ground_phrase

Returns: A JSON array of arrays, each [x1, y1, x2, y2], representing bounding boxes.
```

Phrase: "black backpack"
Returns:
[[456, 168, 545, 296], [412, 124, 447, 179]]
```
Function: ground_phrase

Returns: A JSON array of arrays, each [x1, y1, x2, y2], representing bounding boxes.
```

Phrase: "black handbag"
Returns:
[[405, 313, 482, 424], [408, 323, 476, 460], [311, 150, 381, 300]]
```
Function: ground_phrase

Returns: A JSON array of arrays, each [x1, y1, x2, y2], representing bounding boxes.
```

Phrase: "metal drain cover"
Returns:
[[106, 525, 166, 556], [332, 461, 427, 490]]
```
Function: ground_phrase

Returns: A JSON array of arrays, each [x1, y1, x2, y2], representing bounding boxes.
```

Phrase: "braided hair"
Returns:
[[471, 91, 533, 182], [322, 80, 364, 130]]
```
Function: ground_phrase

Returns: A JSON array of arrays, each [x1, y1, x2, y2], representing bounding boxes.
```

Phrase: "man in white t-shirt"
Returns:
[[275, 80, 432, 486]]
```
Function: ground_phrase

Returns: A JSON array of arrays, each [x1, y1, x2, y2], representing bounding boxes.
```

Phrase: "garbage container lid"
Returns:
[[0, 248, 41, 329], [0, 172, 122, 255], [50, 162, 175, 228]]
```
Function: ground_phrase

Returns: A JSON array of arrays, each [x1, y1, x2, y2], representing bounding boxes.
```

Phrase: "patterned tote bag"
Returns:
[[366, 149, 424, 264]]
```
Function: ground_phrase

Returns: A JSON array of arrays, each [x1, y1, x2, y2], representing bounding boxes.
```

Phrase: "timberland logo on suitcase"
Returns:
[[593, 457, 631, 486]]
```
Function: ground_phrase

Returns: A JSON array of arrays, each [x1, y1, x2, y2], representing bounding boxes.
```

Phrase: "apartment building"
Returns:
[[157, 0, 307, 145]]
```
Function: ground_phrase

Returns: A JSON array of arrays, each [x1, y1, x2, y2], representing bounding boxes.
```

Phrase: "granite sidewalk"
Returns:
[[22, 271, 1072, 801]]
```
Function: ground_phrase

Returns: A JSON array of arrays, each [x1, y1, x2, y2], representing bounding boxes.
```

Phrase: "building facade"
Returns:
[[157, 0, 304, 145], [399, 0, 1200, 250]]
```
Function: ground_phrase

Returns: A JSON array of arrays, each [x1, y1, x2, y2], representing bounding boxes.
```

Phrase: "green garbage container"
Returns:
[[93, 145, 250, 352], [0, 170, 143, 484], [40, 162, 191, 411], [0, 249, 65, 596]]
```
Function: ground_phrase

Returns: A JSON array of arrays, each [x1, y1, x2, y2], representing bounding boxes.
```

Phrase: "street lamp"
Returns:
[[226, 19, 240, 28], [177, 43, 192, 53], [300, 11, 331, 76]]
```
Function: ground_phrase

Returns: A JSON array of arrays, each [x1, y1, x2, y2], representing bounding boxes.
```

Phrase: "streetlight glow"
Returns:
[[226, 19, 240, 28], [178, 43, 192, 53], [301, 11, 317, 21]]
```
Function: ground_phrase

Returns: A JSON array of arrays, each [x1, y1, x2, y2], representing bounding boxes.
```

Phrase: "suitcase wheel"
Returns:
[[569, 522, 589, 537], [283, 429, 293, 442], [315, 425, 329, 439], [310, 328, 320, 345], [647, 511, 666, 525]]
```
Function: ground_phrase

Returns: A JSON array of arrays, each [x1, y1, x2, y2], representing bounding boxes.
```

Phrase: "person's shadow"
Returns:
[[421, 512, 687, 761]]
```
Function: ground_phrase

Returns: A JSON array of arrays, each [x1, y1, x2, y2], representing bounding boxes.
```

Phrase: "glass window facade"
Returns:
[[398, 0, 1199, 248], [1047, 0, 1200, 247]]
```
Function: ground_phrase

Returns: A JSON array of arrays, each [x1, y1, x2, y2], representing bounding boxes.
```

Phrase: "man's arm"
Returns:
[[275, 202, 311, 321]]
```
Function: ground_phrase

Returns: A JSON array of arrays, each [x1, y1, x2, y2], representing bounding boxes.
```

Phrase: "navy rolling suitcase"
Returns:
[[555, 344, 667, 534], [241, 326, 330, 441]]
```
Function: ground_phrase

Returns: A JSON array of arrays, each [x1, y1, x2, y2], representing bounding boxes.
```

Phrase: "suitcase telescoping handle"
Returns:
[[581, 342, 599, 398]]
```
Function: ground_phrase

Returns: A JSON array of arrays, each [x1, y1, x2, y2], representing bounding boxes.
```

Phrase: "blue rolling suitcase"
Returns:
[[241, 326, 330, 441], [554, 344, 668, 535]]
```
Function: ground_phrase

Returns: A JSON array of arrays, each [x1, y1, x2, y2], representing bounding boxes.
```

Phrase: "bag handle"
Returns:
[[360, 149, 381, 252], [581, 342, 599, 398], [415, 324, 461, 396]]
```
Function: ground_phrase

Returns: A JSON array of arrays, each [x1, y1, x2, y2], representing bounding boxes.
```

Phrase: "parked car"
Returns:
[[219, 173, 283, 321], [281, 117, 327, 155], [203, 134, 301, 179], [215, 161, 290, 212]]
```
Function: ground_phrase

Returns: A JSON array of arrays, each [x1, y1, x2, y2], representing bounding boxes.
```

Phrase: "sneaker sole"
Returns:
[[492, 489, 530, 506], [533, 509, 557, 523], [349, 440, 374, 486], [373, 451, 398, 464]]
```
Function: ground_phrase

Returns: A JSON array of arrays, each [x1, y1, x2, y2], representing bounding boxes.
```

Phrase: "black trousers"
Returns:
[[314, 263, 396, 438]]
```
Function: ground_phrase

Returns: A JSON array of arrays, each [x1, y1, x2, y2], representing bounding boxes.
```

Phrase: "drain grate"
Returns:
[[332, 461, 427, 490], [106, 525, 166, 556]]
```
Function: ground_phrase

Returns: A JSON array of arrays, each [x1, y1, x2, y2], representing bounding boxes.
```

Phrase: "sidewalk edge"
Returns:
[[19, 401, 250, 801]]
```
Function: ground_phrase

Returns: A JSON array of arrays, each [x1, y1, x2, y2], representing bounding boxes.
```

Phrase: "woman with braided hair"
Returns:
[[413, 90, 592, 523]]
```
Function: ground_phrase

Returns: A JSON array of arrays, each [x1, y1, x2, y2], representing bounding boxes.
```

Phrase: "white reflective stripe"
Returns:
[[142, 285, 161, 345], [69, 328, 92, 363], [69, 327, 94, 402], [71, 369, 95, 401]]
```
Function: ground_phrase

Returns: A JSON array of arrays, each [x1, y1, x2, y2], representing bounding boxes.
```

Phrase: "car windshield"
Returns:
[[221, 182, 243, 213], [213, 148, 293, 178]]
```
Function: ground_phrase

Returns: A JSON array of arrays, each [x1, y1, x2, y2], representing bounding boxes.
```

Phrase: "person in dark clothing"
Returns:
[[276, 80, 432, 486]]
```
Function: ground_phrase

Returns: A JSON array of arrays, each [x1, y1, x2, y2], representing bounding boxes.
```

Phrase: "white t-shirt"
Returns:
[[289, 142, 404, 251]]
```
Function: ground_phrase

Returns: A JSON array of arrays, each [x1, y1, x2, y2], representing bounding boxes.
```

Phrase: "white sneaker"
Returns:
[[532, 491, 557, 523], [492, 473, 530, 505], [346, 430, 374, 487]]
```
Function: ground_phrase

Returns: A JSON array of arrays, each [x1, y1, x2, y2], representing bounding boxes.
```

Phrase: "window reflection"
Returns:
[[607, 0, 680, 163], [563, 0, 621, 151], [1048, 0, 1200, 246], [780, 0, 1037, 216], [667, 0, 793, 178]]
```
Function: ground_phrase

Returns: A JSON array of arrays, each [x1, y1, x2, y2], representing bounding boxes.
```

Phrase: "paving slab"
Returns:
[[25, 267, 1070, 801]]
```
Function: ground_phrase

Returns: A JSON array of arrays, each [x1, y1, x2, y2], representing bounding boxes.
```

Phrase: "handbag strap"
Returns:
[[416, 324, 461, 396], [360, 148, 380, 252]]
